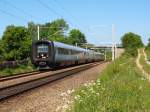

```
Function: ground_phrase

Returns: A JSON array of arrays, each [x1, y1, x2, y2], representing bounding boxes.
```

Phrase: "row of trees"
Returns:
[[0, 19, 87, 61]]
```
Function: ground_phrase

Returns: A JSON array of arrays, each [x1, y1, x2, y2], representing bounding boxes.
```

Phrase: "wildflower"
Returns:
[[141, 77, 145, 81], [67, 90, 72, 95], [60, 92, 67, 97], [55, 106, 61, 112], [74, 95, 81, 100], [96, 92, 100, 96], [139, 86, 143, 90]]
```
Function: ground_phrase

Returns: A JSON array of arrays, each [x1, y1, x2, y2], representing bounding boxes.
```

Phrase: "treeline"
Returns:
[[0, 19, 87, 61]]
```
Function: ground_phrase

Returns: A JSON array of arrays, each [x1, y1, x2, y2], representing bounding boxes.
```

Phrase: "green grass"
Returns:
[[139, 50, 150, 74], [145, 49, 150, 61], [70, 54, 150, 112], [0, 60, 36, 77], [106, 51, 112, 61]]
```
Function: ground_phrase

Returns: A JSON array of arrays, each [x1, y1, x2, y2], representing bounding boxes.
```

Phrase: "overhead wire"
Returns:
[[35, 0, 80, 29], [53, 0, 81, 26], [0, 0, 40, 21], [0, 8, 27, 22], [52, 0, 88, 34], [36, 0, 63, 17]]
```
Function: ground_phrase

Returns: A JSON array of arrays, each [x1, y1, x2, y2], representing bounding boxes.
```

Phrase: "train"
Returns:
[[31, 40, 105, 69]]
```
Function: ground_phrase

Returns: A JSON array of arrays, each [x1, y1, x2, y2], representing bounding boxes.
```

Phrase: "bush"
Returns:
[[121, 32, 143, 56], [125, 47, 138, 57]]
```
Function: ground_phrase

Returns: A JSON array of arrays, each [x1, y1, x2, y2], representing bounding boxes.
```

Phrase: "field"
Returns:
[[70, 53, 150, 112]]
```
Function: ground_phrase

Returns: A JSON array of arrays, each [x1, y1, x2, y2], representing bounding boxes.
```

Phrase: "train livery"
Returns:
[[31, 40, 104, 69]]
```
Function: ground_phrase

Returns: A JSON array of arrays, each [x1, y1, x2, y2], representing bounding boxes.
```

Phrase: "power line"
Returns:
[[0, 0, 40, 20], [36, 0, 63, 17], [35, 0, 80, 28], [53, 0, 79, 24], [53, 0, 87, 29], [0, 8, 27, 22]]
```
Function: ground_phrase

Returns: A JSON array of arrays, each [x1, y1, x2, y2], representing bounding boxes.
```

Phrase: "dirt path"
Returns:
[[136, 49, 150, 81]]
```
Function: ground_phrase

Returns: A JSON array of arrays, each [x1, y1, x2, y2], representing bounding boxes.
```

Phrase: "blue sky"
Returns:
[[0, 0, 150, 45]]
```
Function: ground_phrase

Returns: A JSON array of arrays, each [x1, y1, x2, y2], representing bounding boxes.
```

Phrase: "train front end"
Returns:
[[31, 40, 53, 69]]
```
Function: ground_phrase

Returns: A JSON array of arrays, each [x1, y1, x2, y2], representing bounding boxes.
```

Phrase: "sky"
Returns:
[[0, 0, 150, 45]]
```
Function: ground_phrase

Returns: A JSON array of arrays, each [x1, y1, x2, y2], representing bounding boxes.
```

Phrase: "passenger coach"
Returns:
[[31, 40, 104, 69]]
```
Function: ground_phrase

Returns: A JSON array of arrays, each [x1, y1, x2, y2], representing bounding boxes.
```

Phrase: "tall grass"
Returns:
[[145, 49, 150, 61], [70, 54, 150, 112], [139, 50, 150, 74], [0, 60, 36, 77]]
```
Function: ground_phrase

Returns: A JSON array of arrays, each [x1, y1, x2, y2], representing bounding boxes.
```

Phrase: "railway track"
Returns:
[[0, 61, 106, 101], [0, 71, 41, 82]]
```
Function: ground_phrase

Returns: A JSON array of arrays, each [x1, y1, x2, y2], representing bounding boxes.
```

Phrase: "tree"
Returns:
[[121, 32, 143, 56], [121, 32, 143, 48], [40, 19, 69, 41], [2, 25, 31, 61], [0, 39, 4, 61], [68, 29, 87, 46], [28, 22, 38, 41]]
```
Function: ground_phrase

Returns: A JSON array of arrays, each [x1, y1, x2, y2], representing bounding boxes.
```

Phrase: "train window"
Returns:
[[58, 48, 62, 54], [70, 49, 75, 55], [58, 48, 69, 55], [37, 44, 48, 53]]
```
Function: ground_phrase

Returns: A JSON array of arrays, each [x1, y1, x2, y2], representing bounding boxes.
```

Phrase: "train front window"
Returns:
[[37, 44, 48, 58], [37, 44, 48, 53]]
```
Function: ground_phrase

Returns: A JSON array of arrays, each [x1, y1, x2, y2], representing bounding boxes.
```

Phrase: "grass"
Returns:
[[106, 50, 112, 61], [139, 49, 150, 74], [0, 60, 36, 77], [145, 49, 150, 61], [70, 54, 150, 112]]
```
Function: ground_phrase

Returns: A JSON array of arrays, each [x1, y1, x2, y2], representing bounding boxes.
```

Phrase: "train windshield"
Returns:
[[37, 44, 48, 53]]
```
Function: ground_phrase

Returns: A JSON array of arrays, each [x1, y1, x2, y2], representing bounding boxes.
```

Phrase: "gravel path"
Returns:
[[0, 62, 109, 112], [136, 49, 150, 81]]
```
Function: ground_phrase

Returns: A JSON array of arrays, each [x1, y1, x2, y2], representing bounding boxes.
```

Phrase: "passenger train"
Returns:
[[31, 40, 104, 69]]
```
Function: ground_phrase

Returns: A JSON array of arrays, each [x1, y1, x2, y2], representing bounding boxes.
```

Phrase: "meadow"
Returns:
[[70, 53, 150, 112]]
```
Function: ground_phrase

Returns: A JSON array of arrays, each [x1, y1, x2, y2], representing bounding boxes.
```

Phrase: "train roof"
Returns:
[[53, 41, 90, 52], [34, 40, 104, 55]]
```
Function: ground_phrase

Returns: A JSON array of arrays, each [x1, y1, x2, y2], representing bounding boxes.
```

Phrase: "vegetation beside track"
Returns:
[[145, 48, 150, 61], [0, 61, 36, 77], [69, 54, 150, 112], [139, 49, 150, 74]]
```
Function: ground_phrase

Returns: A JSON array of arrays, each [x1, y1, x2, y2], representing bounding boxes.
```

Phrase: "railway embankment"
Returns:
[[69, 53, 150, 112]]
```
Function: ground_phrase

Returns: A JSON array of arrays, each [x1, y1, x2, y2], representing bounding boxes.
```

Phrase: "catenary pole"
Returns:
[[37, 26, 40, 40], [112, 24, 115, 61]]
